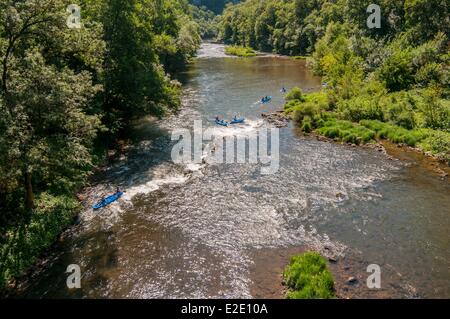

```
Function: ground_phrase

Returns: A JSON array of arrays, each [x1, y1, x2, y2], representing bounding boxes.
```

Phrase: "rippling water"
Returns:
[[16, 44, 450, 299]]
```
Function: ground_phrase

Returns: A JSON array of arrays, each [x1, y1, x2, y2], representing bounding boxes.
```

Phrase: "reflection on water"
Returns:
[[15, 44, 450, 299]]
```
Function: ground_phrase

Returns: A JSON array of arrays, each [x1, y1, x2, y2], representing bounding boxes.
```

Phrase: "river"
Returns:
[[15, 43, 450, 299]]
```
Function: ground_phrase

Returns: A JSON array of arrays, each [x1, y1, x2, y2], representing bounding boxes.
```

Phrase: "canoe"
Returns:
[[230, 118, 245, 124], [92, 191, 124, 210], [215, 119, 229, 127], [261, 96, 272, 104]]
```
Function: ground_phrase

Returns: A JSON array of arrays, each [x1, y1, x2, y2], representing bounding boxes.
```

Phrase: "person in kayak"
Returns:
[[262, 96, 271, 103], [215, 116, 229, 126]]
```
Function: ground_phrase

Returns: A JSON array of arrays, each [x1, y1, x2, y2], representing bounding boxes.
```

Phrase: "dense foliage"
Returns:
[[0, 0, 200, 288], [220, 0, 449, 163], [219, 0, 449, 56], [189, 4, 219, 39], [189, 0, 240, 14], [283, 252, 335, 299], [225, 45, 256, 57]]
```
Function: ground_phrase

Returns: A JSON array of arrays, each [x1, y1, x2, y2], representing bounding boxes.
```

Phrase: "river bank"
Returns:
[[263, 109, 449, 178]]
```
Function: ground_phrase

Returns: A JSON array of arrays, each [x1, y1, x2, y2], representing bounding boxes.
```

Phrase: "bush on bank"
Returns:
[[283, 252, 335, 299], [225, 46, 257, 57], [285, 86, 450, 164]]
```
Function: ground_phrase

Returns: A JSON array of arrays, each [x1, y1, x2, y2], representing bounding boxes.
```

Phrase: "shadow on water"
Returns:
[[14, 229, 119, 298]]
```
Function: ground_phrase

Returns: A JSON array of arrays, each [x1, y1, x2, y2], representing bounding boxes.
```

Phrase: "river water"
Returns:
[[16, 43, 450, 299]]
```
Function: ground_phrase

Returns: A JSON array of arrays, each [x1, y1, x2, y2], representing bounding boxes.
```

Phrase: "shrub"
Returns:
[[377, 48, 415, 91], [292, 102, 320, 124], [416, 62, 444, 86], [283, 252, 335, 299], [419, 130, 450, 164], [301, 116, 313, 133], [284, 99, 301, 114], [320, 126, 340, 139], [378, 91, 418, 129], [305, 91, 330, 110], [337, 95, 384, 122], [286, 87, 306, 102], [224, 46, 256, 57], [417, 89, 450, 131]]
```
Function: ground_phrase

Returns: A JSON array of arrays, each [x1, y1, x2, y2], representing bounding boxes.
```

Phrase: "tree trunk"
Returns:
[[1, 36, 14, 95], [25, 171, 34, 212]]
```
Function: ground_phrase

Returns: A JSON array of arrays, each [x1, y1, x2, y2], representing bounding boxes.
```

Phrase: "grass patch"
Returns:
[[360, 120, 430, 147], [284, 90, 328, 114], [359, 120, 450, 163], [418, 130, 450, 165], [225, 46, 257, 57], [285, 87, 305, 102], [283, 252, 335, 299], [318, 119, 376, 144]]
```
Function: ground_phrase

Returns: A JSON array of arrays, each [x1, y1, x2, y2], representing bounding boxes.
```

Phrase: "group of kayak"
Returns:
[[215, 116, 245, 127], [214, 87, 288, 127], [94, 87, 291, 210]]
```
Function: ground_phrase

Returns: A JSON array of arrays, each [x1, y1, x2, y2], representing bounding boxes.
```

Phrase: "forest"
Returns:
[[189, 0, 240, 14], [218, 0, 449, 163], [0, 0, 201, 288]]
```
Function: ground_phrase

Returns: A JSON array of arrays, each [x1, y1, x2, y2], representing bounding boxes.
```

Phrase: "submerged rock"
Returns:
[[328, 256, 338, 263], [346, 277, 358, 285], [261, 111, 290, 128]]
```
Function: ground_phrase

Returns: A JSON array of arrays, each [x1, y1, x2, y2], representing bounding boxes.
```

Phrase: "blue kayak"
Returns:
[[230, 118, 245, 124], [261, 96, 272, 104], [92, 192, 124, 210], [215, 119, 229, 127]]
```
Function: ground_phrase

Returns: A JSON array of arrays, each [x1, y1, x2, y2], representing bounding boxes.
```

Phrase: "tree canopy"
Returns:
[[189, 0, 241, 14], [0, 0, 201, 287]]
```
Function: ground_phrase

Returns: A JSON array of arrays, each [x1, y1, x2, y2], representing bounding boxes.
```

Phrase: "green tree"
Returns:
[[0, 0, 103, 213], [102, 0, 181, 131], [404, 0, 450, 44]]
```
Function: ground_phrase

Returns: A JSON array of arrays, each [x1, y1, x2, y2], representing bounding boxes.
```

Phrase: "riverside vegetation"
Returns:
[[0, 0, 202, 289], [225, 45, 256, 57], [218, 0, 449, 164], [283, 252, 335, 299]]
